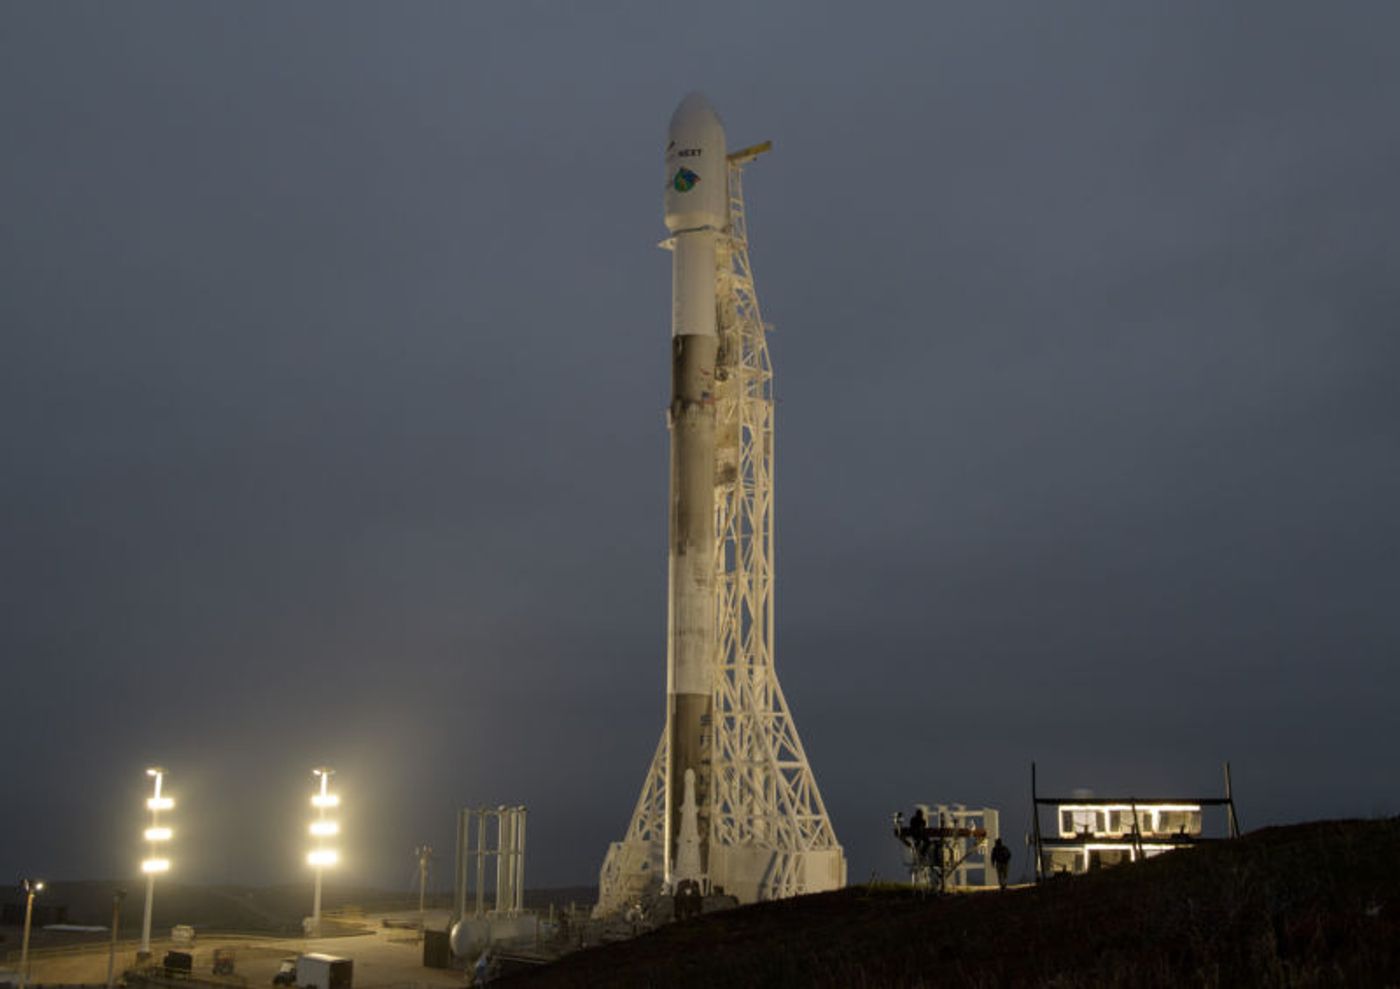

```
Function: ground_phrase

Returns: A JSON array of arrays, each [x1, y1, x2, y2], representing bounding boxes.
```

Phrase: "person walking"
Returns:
[[991, 837, 1012, 890]]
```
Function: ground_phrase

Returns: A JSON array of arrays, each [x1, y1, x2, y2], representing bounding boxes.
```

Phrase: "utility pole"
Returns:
[[414, 844, 432, 929], [106, 888, 127, 989]]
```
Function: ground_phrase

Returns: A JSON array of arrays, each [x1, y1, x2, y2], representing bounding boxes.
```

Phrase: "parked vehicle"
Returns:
[[272, 958, 297, 986], [293, 954, 352, 989], [271, 954, 352, 989], [212, 948, 236, 976]]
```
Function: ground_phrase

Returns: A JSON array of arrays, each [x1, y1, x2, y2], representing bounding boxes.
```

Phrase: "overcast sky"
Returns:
[[2, 2, 1397, 894]]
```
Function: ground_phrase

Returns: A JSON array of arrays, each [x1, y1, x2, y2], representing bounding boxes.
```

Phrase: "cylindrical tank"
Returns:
[[449, 916, 491, 959], [450, 914, 540, 959]]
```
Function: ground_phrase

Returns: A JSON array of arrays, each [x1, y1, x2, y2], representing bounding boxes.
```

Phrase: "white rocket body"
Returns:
[[663, 93, 725, 889]]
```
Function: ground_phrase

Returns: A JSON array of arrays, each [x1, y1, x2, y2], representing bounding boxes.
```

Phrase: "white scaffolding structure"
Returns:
[[908, 805, 1001, 890], [454, 806, 527, 922], [597, 146, 846, 915]]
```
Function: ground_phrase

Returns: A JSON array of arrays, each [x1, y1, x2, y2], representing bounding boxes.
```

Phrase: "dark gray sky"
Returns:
[[3, 2, 1397, 892]]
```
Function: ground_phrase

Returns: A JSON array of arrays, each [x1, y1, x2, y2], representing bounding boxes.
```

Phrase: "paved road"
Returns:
[[22, 912, 465, 988]]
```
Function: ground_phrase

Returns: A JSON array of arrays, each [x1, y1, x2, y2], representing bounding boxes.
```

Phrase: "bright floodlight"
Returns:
[[139, 767, 172, 956], [307, 766, 338, 935]]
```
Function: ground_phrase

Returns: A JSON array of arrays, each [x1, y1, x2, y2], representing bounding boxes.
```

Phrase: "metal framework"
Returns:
[[453, 806, 527, 922], [597, 149, 845, 916], [895, 805, 1001, 890]]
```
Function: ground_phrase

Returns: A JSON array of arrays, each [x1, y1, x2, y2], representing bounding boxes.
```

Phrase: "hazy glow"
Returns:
[[141, 859, 170, 874], [147, 796, 174, 811], [1057, 802, 1204, 839], [144, 827, 172, 842], [307, 849, 338, 867], [309, 821, 340, 837], [1058, 803, 1203, 814], [311, 794, 340, 808]]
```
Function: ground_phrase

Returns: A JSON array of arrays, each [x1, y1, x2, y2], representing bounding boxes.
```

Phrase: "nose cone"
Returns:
[[669, 92, 724, 143], [665, 92, 728, 232]]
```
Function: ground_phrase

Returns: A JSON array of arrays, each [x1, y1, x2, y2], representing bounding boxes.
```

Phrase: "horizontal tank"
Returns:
[[450, 914, 538, 959]]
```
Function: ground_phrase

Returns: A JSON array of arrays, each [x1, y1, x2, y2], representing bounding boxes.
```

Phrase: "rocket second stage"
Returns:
[[663, 93, 727, 889]]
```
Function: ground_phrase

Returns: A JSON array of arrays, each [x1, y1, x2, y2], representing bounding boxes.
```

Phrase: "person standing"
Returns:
[[909, 808, 930, 860], [991, 837, 1012, 890]]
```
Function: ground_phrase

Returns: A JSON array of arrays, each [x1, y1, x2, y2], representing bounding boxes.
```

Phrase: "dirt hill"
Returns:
[[506, 818, 1400, 988]]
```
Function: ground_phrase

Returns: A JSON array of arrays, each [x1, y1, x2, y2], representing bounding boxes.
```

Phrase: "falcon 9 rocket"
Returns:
[[662, 92, 727, 888]]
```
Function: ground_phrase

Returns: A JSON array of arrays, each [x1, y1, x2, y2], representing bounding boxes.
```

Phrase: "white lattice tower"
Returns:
[[596, 150, 845, 916]]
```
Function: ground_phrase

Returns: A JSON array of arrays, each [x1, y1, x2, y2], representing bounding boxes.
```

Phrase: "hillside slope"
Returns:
[[508, 819, 1400, 987]]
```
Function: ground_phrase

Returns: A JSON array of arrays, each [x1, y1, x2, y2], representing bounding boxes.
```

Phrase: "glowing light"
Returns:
[[1058, 803, 1203, 814], [144, 827, 172, 842], [307, 850, 338, 867], [1056, 802, 1204, 839], [311, 794, 340, 809], [309, 821, 340, 837], [142, 859, 170, 874], [147, 797, 174, 811]]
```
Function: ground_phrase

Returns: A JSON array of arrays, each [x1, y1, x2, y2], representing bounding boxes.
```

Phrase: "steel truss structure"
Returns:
[[597, 149, 846, 916], [896, 805, 1001, 890]]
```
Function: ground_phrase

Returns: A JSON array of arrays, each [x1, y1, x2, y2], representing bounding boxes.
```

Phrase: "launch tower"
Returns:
[[596, 96, 846, 914]]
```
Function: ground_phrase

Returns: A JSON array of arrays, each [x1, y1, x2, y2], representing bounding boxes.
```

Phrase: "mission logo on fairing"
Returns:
[[672, 167, 700, 192]]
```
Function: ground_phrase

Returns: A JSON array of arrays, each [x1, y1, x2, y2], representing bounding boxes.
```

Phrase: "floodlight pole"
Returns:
[[140, 868, 155, 958], [312, 773, 326, 932], [309, 767, 336, 936], [139, 768, 171, 958], [18, 878, 43, 989]]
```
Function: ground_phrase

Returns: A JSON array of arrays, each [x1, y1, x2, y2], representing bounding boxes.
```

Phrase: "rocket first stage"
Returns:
[[663, 93, 726, 890]]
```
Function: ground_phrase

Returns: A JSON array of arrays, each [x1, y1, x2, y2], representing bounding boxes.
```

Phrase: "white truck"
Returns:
[[273, 953, 352, 989]]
